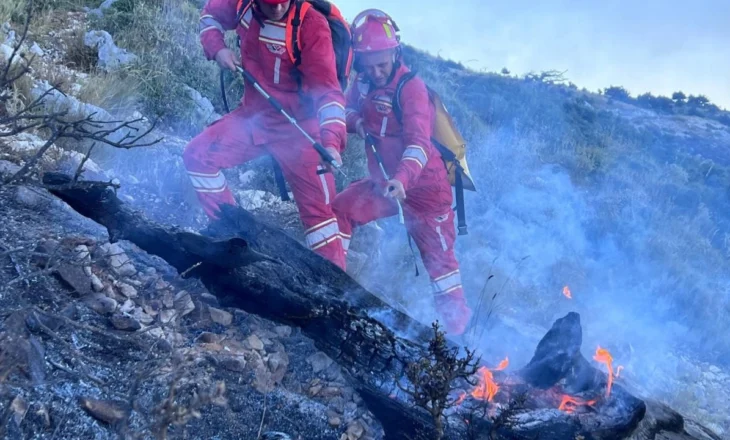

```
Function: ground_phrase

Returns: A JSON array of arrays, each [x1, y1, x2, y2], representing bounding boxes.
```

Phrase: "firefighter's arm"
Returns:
[[298, 11, 347, 153], [393, 78, 435, 191], [198, 0, 239, 61]]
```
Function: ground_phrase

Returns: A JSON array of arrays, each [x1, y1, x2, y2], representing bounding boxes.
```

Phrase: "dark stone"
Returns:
[[43, 175, 719, 440], [519, 312, 583, 388], [109, 313, 141, 331]]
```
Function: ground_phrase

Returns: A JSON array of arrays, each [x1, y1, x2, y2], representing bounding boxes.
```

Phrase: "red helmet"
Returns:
[[351, 10, 400, 53], [260, 0, 289, 4]]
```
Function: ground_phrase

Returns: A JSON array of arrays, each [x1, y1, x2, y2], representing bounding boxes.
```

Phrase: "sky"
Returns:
[[338, 0, 730, 109]]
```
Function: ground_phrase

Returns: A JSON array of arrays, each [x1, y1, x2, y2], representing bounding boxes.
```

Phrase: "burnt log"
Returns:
[[44, 174, 721, 440]]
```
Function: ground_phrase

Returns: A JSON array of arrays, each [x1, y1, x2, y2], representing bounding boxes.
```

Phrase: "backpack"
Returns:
[[392, 71, 476, 236], [236, 0, 354, 91]]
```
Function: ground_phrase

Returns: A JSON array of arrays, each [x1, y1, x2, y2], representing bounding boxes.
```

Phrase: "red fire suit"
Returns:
[[332, 63, 473, 335], [183, 1, 347, 270]]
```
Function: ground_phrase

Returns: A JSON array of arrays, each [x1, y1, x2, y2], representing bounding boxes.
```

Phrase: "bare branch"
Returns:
[[7, 265, 57, 286], [3, 134, 60, 185], [1, 0, 33, 83], [73, 142, 96, 183], [0, 7, 161, 190], [256, 393, 268, 439], [61, 116, 163, 149]]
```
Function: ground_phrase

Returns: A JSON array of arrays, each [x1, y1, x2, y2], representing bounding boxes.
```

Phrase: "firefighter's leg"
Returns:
[[273, 144, 349, 271], [406, 208, 473, 335], [182, 113, 263, 219], [332, 178, 399, 255]]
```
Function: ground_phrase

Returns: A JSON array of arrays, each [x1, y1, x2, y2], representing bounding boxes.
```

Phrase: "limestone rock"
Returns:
[[307, 351, 333, 374], [110, 313, 141, 331], [174, 291, 195, 317], [101, 243, 137, 277], [83, 30, 137, 71], [116, 282, 138, 299], [0, 160, 21, 178], [220, 356, 247, 373], [209, 307, 233, 326], [79, 397, 129, 425], [90, 274, 105, 292], [84, 294, 117, 315], [15, 186, 49, 209], [10, 395, 28, 426], [184, 85, 220, 126], [274, 325, 292, 338], [246, 334, 264, 351]]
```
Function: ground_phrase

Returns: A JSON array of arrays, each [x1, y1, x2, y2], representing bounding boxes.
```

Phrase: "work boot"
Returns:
[[434, 292, 473, 336]]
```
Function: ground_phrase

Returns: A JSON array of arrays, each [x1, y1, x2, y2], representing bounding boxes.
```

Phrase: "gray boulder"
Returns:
[[83, 30, 137, 71]]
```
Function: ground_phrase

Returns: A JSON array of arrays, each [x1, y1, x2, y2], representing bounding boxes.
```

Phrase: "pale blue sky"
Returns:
[[338, 0, 730, 109]]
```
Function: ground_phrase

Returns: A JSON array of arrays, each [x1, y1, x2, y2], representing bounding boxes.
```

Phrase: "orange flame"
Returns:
[[593, 346, 615, 398], [496, 357, 509, 370], [453, 391, 467, 406], [470, 357, 509, 402], [562, 286, 572, 299], [559, 395, 597, 413]]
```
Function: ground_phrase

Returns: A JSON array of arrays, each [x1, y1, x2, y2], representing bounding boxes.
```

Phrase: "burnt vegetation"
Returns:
[[396, 322, 479, 439], [1, 0, 729, 439]]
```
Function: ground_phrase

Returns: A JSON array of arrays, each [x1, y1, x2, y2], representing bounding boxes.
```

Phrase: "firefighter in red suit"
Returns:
[[183, 0, 347, 270], [332, 12, 473, 335]]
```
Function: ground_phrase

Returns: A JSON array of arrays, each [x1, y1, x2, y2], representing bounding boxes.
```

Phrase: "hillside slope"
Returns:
[[1, 0, 729, 437]]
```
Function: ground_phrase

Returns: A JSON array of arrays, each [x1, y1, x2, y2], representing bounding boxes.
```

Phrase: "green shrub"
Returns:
[[88, 0, 235, 136]]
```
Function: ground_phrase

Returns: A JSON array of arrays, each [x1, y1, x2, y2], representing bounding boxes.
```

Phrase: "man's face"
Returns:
[[258, 1, 291, 21], [359, 50, 395, 87]]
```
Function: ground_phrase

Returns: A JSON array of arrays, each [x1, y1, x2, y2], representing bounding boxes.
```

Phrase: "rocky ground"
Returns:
[[0, 160, 384, 439], [2, 4, 729, 439]]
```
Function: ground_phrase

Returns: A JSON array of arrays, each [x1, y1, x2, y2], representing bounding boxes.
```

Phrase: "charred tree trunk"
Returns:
[[44, 174, 721, 440]]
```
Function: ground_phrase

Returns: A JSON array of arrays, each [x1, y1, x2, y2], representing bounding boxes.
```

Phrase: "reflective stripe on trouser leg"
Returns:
[[273, 139, 346, 270], [186, 170, 235, 218], [187, 170, 227, 193], [432, 269, 463, 296], [432, 270, 470, 335], [340, 232, 351, 254], [304, 218, 342, 251]]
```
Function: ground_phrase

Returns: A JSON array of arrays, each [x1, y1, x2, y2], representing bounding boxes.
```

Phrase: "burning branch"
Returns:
[[593, 346, 615, 398], [396, 321, 480, 439], [470, 357, 509, 402], [558, 395, 597, 414]]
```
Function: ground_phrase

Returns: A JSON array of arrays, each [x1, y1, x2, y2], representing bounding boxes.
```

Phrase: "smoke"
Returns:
[[66, 0, 727, 431], [355, 109, 729, 430]]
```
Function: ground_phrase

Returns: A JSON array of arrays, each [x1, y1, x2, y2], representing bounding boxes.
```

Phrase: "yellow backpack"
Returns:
[[393, 71, 476, 235]]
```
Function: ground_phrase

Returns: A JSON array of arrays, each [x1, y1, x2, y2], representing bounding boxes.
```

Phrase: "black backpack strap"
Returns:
[[392, 71, 417, 123], [236, 0, 252, 23], [290, 0, 304, 67], [271, 157, 290, 201], [220, 69, 230, 113], [454, 167, 467, 235], [432, 139, 468, 236]]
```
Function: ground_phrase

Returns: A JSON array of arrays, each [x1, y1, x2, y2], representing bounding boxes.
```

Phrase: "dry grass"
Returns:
[[0, 0, 27, 23], [61, 27, 98, 73], [87, 0, 225, 135], [74, 70, 142, 116]]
